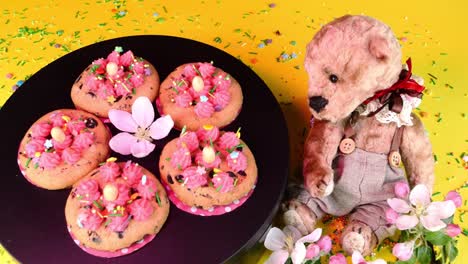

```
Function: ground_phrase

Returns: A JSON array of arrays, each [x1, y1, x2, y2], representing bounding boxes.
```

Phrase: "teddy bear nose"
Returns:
[[309, 96, 328, 113]]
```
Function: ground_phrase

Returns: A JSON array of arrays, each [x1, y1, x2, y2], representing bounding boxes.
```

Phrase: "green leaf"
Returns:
[[400, 230, 411, 242], [285, 258, 292, 264], [444, 241, 458, 262], [416, 245, 433, 264], [443, 215, 454, 225], [424, 230, 452, 246]]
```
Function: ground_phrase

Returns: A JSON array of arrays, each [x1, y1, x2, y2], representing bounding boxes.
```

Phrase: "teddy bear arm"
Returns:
[[303, 120, 343, 196], [400, 114, 435, 191]]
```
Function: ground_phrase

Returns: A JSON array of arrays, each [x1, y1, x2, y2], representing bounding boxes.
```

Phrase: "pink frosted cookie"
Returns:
[[71, 46, 160, 118], [17, 109, 111, 190], [65, 160, 170, 257], [159, 125, 257, 213], [157, 62, 243, 130]]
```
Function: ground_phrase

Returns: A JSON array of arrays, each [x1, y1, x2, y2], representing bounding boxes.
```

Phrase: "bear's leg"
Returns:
[[282, 184, 324, 235], [341, 201, 395, 256]]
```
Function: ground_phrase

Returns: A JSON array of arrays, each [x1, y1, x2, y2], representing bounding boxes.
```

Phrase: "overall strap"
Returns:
[[388, 126, 404, 167]]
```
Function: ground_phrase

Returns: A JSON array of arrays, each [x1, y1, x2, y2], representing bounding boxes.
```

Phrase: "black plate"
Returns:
[[0, 36, 289, 264]]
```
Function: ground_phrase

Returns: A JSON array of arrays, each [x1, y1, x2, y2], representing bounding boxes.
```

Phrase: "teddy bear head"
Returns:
[[304, 15, 402, 123]]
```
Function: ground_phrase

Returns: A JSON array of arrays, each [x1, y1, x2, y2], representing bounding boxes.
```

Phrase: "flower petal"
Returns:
[[297, 228, 322, 244], [387, 198, 411, 214], [409, 184, 431, 207], [426, 201, 456, 220], [109, 110, 137, 133], [291, 242, 306, 264], [370, 260, 387, 264], [396, 215, 419, 230], [132, 96, 155, 128], [149, 115, 174, 140], [264, 250, 289, 264], [109, 132, 137, 155], [283, 225, 302, 243], [420, 215, 446, 232], [352, 251, 365, 264], [130, 140, 155, 158], [264, 227, 286, 251]]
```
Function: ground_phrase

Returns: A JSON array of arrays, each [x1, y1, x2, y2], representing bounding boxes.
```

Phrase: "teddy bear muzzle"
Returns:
[[308, 96, 328, 113]]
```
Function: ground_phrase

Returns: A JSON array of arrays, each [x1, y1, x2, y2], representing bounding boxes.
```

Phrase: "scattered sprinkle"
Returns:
[[213, 37, 222, 43]]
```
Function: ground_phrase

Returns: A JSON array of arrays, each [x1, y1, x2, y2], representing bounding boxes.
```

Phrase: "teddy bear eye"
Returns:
[[329, 74, 338, 83]]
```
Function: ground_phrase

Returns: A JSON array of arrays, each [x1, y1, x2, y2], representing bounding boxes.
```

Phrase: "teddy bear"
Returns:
[[283, 15, 435, 256]]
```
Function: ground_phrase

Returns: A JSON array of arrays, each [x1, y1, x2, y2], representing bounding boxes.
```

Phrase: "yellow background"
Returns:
[[0, 0, 467, 263]]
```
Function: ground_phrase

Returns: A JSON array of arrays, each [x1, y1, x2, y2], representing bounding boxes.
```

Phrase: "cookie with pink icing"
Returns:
[[65, 160, 169, 257], [17, 109, 111, 190], [159, 125, 257, 213], [157, 62, 243, 130], [71, 46, 160, 118]]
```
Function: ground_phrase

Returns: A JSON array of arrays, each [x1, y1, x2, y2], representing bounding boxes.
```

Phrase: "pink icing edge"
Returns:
[[161, 180, 256, 216], [67, 228, 156, 258]]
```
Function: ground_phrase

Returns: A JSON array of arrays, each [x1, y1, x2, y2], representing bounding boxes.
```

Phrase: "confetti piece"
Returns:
[[153, 12, 159, 17], [290, 40, 297, 46], [155, 17, 166, 23], [213, 37, 222, 43], [428, 73, 438, 80], [257, 43, 265, 48], [56, 30, 64, 36], [5, 73, 13, 79], [268, 3, 276, 8]]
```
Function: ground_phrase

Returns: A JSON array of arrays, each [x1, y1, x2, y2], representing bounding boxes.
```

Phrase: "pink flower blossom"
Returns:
[[329, 253, 347, 264], [305, 244, 320, 259], [317, 235, 332, 253], [445, 191, 462, 208], [385, 208, 399, 224], [394, 181, 410, 198], [392, 241, 414, 261], [387, 184, 456, 232], [446, 224, 462, 237], [109, 97, 173, 158], [264, 226, 322, 264]]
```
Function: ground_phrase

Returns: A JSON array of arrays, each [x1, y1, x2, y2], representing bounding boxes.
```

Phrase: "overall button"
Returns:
[[388, 151, 402, 167], [339, 138, 355, 154]]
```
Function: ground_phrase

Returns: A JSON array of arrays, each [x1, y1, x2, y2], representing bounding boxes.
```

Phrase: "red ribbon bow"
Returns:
[[363, 58, 425, 108]]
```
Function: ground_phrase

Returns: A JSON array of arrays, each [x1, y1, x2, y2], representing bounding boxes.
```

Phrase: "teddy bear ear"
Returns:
[[368, 36, 390, 62]]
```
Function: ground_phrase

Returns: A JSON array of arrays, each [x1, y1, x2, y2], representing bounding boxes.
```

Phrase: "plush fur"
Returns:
[[284, 15, 435, 255]]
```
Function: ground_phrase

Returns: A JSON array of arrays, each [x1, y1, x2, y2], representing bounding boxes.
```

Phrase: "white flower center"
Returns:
[[415, 203, 426, 216], [135, 126, 152, 141], [284, 235, 294, 253]]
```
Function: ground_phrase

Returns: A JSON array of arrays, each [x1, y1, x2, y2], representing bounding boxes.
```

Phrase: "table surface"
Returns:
[[0, 1, 467, 263]]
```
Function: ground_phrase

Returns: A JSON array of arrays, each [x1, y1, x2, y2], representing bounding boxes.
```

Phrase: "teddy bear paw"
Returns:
[[305, 170, 334, 198], [341, 221, 376, 256], [282, 200, 317, 235], [342, 231, 366, 254]]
